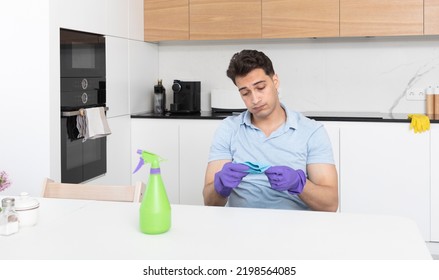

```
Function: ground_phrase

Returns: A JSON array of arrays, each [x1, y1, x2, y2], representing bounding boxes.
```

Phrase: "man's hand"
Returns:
[[214, 162, 249, 197], [265, 166, 306, 195]]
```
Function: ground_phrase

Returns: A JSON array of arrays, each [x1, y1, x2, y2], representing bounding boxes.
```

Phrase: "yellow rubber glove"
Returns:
[[408, 114, 430, 133]]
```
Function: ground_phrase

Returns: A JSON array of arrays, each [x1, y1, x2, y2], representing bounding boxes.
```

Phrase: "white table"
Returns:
[[0, 198, 432, 260]]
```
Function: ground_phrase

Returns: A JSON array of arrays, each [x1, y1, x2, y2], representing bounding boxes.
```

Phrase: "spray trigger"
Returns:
[[133, 149, 165, 174], [133, 157, 144, 174]]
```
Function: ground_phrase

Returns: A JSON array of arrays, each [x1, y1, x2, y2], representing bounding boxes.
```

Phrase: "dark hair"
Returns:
[[226, 50, 275, 84]]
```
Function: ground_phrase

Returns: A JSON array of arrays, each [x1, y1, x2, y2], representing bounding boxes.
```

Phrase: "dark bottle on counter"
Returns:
[[154, 79, 166, 114]]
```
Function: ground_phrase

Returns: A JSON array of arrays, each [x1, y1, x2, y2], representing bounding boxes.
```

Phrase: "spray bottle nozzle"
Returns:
[[133, 149, 164, 174], [133, 158, 144, 174]]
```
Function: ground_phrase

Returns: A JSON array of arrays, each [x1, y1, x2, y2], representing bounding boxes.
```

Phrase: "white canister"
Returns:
[[15, 192, 40, 227]]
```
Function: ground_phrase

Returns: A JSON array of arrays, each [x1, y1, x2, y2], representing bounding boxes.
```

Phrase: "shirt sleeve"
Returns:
[[306, 125, 335, 164], [207, 117, 235, 162]]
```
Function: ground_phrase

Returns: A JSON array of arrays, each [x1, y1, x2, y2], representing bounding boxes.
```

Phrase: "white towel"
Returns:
[[76, 107, 111, 141]]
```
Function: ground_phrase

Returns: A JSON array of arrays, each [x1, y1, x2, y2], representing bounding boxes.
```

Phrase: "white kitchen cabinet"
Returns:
[[53, 0, 107, 34], [130, 118, 221, 205], [106, 0, 144, 40], [179, 120, 222, 205], [89, 115, 132, 186], [54, 0, 141, 39], [129, 41, 159, 115], [106, 36, 129, 118], [107, 0, 129, 38], [129, 0, 144, 41], [339, 122, 430, 240], [430, 125, 439, 242], [131, 119, 180, 204]]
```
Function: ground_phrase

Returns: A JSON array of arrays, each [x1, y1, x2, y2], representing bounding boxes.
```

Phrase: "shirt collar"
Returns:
[[241, 103, 298, 130], [242, 110, 252, 126], [283, 103, 298, 130]]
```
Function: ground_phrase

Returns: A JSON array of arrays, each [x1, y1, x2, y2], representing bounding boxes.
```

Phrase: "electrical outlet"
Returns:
[[406, 88, 426, 101]]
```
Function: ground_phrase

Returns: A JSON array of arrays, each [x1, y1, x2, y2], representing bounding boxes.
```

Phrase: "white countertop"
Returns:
[[0, 198, 432, 260]]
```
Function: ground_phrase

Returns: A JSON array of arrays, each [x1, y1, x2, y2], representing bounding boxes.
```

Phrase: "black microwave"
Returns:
[[60, 28, 106, 78]]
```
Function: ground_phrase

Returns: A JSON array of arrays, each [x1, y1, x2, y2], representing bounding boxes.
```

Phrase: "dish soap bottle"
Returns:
[[133, 149, 171, 234]]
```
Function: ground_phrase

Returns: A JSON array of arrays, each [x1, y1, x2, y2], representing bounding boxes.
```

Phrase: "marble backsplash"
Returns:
[[157, 36, 439, 115]]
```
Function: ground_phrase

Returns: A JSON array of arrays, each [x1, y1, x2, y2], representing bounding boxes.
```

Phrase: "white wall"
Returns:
[[1, 0, 156, 196], [158, 37, 439, 115], [0, 1, 51, 196]]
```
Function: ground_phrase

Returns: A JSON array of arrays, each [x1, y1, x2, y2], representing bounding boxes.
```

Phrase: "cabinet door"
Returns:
[[106, 36, 129, 118], [425, 0, 439, 35], [129, 0, 145, 40], [179, 120, 221, 205], [107, 0, 129, 38], [53, 0, 107, 34], [131, 119, 180, 204], [129, 40, 158, 115], [339, 123, 430, 240], [262, 0, 339, 38], [431, 126, 439, 241], [340, 0, 423, 36], [190, 0, 261, 40], [144, 0, 189, 41]]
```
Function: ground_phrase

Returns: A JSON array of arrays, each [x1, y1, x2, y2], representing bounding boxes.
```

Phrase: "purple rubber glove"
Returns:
[[265, 166, 307, 195], [214, 162, 249, 197]]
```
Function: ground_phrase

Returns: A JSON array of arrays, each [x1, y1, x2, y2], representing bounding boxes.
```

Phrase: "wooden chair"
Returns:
[[41, 178, 145, 202]]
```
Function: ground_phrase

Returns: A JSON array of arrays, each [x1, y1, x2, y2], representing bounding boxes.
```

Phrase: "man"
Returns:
[[203, 49, 338, 211]]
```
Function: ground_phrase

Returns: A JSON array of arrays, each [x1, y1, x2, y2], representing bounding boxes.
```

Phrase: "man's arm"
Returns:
[[299, 163, 338, 212], [203, 159, 231, 206]]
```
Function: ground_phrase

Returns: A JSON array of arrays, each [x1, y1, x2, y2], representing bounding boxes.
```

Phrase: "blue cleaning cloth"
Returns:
[[242, 161, 270, 174]]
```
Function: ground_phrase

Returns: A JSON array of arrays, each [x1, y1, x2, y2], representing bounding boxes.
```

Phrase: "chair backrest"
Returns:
[[41, 178, 145, 202]]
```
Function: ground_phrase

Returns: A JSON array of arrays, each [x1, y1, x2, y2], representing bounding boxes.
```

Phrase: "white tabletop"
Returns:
[[0, 198, 432, 260]]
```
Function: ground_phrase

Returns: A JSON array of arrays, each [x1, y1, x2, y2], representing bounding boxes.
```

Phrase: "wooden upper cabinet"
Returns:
[[262, 0, 339, 38], [144, 0, 189, 41], [425, 0, 439, 35], [190, 0, 261, 40], [144, 0, 435, 41], [340, 0, 423, 37]]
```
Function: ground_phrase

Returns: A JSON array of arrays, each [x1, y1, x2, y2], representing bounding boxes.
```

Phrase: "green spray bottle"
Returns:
[[133, 149, 171, 234]]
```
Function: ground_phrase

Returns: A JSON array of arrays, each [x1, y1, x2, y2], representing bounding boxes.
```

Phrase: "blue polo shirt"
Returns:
[[208, 104, 334, 210]]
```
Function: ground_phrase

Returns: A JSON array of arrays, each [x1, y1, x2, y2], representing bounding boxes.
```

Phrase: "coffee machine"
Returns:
[[170, 80, 201, 114]]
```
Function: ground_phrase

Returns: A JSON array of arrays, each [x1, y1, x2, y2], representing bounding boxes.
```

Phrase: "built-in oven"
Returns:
[[60, 28, 107, 183]]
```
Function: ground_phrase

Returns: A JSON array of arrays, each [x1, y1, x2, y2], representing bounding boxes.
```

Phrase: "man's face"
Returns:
[[235, 68, 280, 120]]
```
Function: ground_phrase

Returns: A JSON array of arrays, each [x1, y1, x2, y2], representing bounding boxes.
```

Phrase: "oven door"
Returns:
[[61, 115, 107, 183], [60, 28, 105, 78]]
